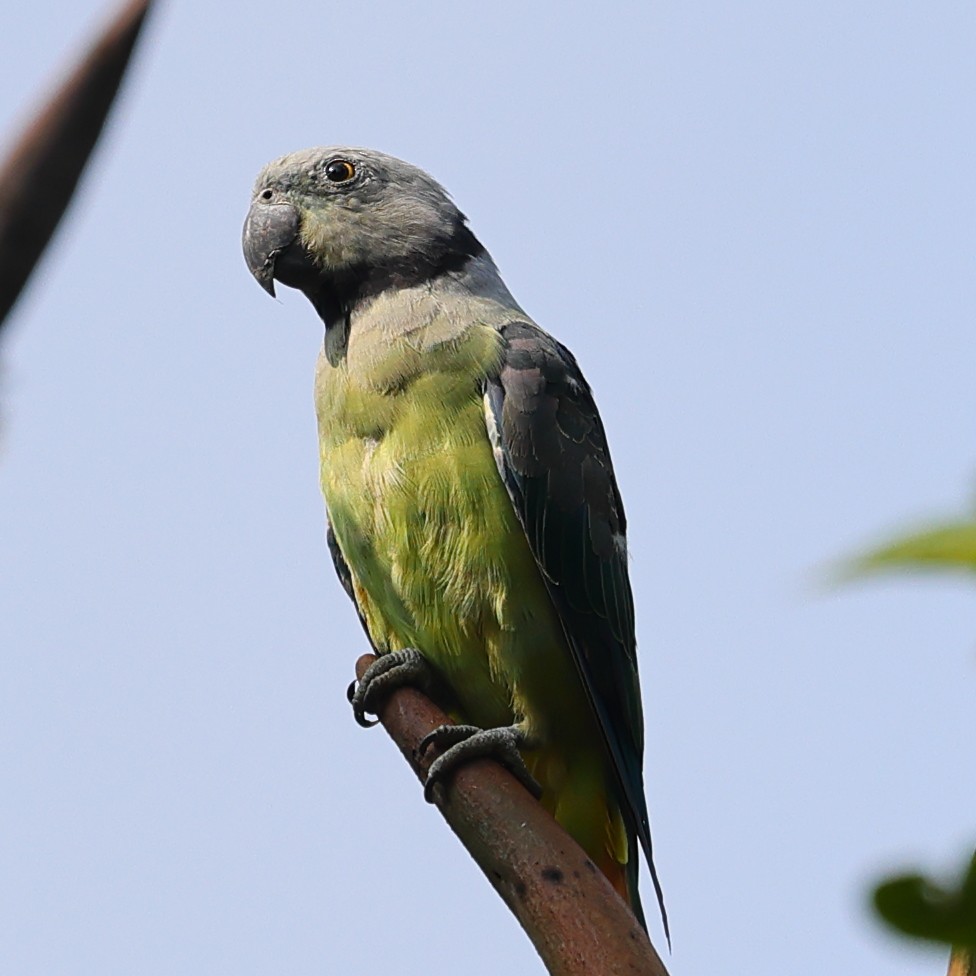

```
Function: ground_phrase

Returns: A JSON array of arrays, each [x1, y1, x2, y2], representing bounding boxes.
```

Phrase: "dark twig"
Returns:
[[0, 0, 154, 329], [355, 653, 670, 976]]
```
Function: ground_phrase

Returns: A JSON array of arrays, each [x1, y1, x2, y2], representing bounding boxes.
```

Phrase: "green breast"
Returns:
[[315, 318, 546, 726]]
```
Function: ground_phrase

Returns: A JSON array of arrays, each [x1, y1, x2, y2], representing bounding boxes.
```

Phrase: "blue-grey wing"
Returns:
[[484, 320, 667, 939]]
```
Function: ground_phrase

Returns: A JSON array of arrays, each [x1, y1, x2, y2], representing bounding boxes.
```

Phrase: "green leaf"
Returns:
[[844, 521, 976, 579], [873, 852, 976, 949]]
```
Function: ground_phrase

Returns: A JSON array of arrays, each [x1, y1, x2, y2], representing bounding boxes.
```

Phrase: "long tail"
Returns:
[[531, 750, 649, 932], [597, 832, 648, 933]]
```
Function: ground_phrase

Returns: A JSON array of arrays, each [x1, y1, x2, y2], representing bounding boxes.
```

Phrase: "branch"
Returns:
[[949, 948, 975, 976], [0, 0, 154, 329], [355, 654, 670, 976]]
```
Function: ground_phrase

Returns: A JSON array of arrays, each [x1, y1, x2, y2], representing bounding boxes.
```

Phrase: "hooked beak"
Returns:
[[242, 199, 302, 297]]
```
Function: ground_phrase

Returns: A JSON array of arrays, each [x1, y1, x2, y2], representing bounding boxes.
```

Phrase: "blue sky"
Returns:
[[1, 2, 974, 973]]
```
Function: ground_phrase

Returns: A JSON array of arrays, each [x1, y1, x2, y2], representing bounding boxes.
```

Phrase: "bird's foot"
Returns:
[[417, 723, 542, 802], [347, 648, 431, 728]]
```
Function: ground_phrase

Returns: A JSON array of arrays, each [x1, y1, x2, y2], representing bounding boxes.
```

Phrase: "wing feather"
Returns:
[[485, 320, 668, 940]]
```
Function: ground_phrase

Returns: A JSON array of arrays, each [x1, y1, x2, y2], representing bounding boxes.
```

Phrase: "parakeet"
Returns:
[[243, 147, 667, 940]]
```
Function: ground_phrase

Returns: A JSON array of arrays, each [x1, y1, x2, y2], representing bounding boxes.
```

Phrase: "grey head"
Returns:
[[242, 146, 487, 325]]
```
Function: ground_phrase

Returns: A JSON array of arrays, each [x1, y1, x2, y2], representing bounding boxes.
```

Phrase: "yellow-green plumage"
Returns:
[[315, 307, 629, 879]]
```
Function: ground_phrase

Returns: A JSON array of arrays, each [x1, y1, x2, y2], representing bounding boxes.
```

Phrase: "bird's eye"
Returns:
[[259, 188, 273, 200], [324, 160, 356, 183]]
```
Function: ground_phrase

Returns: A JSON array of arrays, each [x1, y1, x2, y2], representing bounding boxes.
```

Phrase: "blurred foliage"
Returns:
[[847, 520, 976, 578], [874, 853, 976, 949], [848, 510, 976, 963]]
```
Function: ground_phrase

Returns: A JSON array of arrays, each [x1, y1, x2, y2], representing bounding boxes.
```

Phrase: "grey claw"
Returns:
[[417, 724, 482, 760], [348, 649, 429, 728], [420, 723, 542, 803]]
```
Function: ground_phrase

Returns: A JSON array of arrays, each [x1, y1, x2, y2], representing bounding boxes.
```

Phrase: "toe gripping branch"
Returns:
[[348, 651, 541, 801], [347, 647, 431, 728], [418, 724, 543, 803], [350, 653, 671, 976]]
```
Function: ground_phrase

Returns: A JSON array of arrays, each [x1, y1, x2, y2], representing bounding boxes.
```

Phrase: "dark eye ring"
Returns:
[[325, 160, 356, 183]]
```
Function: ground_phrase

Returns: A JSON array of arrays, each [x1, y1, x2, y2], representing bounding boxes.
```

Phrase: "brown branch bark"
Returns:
[[949, 948, 975, 976], [0, 0, 154, 328], [355, 653, 670, 976]]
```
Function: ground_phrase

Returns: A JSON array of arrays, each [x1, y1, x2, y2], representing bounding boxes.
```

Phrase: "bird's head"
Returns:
[[242, 147, 483, 320]]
